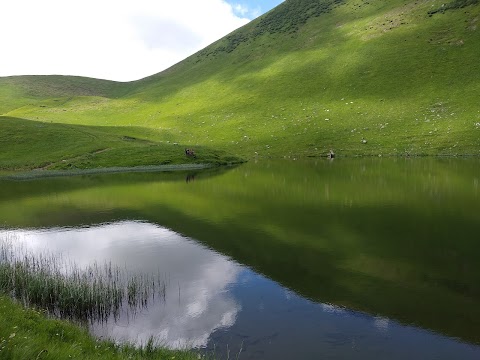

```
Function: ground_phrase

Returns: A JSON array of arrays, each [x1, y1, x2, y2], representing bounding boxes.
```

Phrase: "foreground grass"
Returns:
[[0, 295, 201, 360]]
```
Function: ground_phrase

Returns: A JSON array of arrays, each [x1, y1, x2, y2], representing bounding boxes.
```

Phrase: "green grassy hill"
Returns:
[[0, 75, 125, 114], [1, 0, 480, 169]]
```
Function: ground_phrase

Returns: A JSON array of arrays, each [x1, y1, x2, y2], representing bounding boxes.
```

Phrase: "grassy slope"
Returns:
[[0, 117, 242, 171], [0, 75, 126, 114], [0, 76, 242, 171], [0, 295, 201, 360], [1, 0, 479, 163]]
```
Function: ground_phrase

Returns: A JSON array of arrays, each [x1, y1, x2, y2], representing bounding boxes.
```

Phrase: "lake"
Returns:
[[1, 158, 479, 359]]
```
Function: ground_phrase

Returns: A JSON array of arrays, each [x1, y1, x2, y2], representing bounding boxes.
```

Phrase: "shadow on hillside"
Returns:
[[128, 1, 479, 109]]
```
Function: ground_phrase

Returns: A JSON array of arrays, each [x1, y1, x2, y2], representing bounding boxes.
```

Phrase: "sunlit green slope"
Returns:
[[0, 117, 241, 171], [1, 0, 480, 165], [0, 75, 125, 114]]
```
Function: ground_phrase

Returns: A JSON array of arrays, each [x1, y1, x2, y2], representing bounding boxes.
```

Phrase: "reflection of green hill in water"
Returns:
[[1, 158, 479, 344]]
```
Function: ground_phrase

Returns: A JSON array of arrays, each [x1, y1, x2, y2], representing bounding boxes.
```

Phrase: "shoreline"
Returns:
[[2, 154, 479, 180], [0, 295, 201, 360], [0, 163, 219, 180]]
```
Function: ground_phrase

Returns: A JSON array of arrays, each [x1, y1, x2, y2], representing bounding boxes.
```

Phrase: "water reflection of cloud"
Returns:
[[0, 221, 241, 348], [322, 303, 346, 315], [374, 316, 390, 333]]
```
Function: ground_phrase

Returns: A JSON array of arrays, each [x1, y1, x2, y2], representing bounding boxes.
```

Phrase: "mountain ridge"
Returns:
[[1, 0, 480, 169]]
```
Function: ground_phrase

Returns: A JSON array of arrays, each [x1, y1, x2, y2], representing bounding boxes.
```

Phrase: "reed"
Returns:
[[0, 239, 165, 324]]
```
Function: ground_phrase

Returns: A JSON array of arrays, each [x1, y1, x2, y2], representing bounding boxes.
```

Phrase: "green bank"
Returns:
[[0, 116, 242, 173], [0, 295, 201, 359], [1, 0, 480, 171]]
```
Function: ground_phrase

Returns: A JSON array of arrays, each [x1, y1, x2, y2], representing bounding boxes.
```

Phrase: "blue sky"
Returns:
[[0, 0, 285, 81], [228, 0, 285, 19]]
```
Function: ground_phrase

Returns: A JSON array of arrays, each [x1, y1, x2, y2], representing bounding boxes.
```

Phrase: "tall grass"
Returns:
[[0, 238, 166, 324]]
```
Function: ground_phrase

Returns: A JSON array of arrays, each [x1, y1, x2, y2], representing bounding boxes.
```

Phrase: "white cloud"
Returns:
[[231, 3, 262, 19], [233, 3, 249, 16], [0, 0, 250, 81]]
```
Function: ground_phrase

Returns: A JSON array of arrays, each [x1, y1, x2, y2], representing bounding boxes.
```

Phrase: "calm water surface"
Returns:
[[1, 158, 479, 359]]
